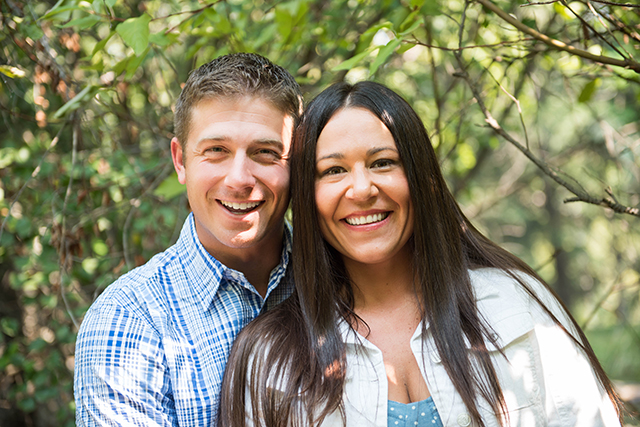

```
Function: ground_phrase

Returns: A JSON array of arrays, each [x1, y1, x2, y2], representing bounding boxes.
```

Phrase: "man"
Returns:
[[74, 53, 302, 426]]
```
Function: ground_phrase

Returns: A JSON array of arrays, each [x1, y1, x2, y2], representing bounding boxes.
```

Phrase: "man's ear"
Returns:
[[171, 137, 187, 184]]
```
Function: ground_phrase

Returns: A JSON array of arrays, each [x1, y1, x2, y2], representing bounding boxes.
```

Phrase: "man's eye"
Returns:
[[204, 147, 225, 154], [255, 149, 282, 161]]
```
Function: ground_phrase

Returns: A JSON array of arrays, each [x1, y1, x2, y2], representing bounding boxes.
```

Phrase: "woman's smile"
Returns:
[[343, 211, 390, 226]]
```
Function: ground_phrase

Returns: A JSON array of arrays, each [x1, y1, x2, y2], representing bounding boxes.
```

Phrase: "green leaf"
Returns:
[[251, 23, 277, 50], [24, 24, 44, 40], [398, 14, 424, 36], [0, 65, 26, 78], [92, 239, 109, 256], [125, 47, 150, 78], [91, 31, 114, 56], [60, 14, 102, 30], [578, 78, 600, 103], [202, 6, 217, 22], [149, 31, 171, 47], [41, 4, 79, 21], [116, 14, 151, 56], [53, 84, 99, 118], [153, 172, 185, 200], [18, 398, 36, 412], [92, 0, 116, 13], [421, 0, 441, 16], [369, 38, 401, 75], [554, 2, 572, 20], [0, 318, 19, 337], [275, 5, 294, 41], [357, 22, 392, 52], [332, 48, 377, 71]]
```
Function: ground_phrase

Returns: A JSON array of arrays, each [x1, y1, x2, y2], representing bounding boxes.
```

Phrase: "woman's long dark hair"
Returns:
[[218, 81, 623, 427]]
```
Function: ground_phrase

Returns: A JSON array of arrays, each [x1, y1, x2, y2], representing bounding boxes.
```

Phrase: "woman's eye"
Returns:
[[372, 159, 394, 168], [320, 166, 345, 177]]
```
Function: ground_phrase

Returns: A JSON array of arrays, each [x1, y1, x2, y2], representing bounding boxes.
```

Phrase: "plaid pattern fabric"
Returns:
[[74, 213, 293, 426]]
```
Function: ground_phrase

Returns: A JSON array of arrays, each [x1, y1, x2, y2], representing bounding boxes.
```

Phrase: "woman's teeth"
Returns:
[[345, 212, 388, 225]]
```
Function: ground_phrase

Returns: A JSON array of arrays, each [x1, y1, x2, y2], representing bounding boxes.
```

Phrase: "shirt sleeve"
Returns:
[[74, 303, 175, 427]]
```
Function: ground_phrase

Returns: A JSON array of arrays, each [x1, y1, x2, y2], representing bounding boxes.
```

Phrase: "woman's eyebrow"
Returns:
[[316, 152, 344, 162], [367, 146, 397, 156]]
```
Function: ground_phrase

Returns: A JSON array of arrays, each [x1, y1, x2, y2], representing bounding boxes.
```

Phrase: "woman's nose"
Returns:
[[345, 168, 378, 200]]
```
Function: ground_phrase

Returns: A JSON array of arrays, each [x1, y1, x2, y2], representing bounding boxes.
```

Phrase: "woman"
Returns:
[[219, 81, 624, 427]]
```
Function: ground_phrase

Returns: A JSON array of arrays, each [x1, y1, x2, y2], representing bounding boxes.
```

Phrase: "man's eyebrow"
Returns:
[[195, 135, 228, 145], [194, 137, 284, 151], [254, 139, 285, 151]]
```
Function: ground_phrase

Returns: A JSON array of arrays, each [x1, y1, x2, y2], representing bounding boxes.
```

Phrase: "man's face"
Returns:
[[171, 96, 293, 260]]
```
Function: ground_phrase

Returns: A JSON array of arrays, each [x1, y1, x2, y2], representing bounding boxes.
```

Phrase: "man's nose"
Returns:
[[224, 154, 256, 189]]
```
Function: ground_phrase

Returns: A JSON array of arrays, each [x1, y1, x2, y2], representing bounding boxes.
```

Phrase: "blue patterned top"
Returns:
[[388, 397, 443, 427], [74, 213, 293, 426]]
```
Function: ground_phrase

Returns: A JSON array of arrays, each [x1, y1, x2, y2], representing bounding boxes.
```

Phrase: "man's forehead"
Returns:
[[186, 96, 294, 149]]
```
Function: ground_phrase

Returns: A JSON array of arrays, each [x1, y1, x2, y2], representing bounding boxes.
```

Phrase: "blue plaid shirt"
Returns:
[[74, 213, 293, 426]]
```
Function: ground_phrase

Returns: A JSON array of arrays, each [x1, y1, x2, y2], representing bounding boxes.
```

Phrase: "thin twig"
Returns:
[[521, 0, 561, 5], [163, 1, 222, 34], [122, 199, 139, 271], [410, 37, 536, 52], [485, 66, 531, 149], [58, 115, 80, 329]]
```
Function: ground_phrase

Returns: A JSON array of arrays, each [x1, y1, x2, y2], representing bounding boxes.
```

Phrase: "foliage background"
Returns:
[[1, 0, 639, 425]]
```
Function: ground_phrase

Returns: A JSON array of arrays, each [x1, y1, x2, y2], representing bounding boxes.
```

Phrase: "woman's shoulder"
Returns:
[[468, 267, 571, 335], [469, 267, 555, 306]]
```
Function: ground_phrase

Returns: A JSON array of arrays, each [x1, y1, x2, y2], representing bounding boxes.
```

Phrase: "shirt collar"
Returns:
[[173, 213, 292, 311]]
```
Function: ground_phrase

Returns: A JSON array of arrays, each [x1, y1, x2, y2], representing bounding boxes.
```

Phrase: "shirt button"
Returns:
[[457, 413, 471, 426]]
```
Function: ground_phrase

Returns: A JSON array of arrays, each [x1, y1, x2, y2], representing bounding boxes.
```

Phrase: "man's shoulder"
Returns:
[[84, 244, 183, 316]]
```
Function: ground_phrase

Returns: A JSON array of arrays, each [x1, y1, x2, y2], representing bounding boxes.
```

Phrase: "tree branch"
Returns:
[[588, 0, 640, 7], [476, 0, 640, 73], [453, 60, 640, 217]]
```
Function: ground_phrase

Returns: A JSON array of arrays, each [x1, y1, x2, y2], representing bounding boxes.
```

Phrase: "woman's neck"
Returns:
[[344, 251, 417, 313]]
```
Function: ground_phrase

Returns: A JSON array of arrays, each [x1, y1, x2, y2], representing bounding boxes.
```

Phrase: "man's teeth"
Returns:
[[220, 201, 260, 211], [345, 213, 388, 226]]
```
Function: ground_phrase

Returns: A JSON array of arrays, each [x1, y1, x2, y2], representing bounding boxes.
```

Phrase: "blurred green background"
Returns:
[[1, 0, 639, 425]]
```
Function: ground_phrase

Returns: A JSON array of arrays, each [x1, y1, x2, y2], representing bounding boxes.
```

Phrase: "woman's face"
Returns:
[[314, 107, 414, 267]]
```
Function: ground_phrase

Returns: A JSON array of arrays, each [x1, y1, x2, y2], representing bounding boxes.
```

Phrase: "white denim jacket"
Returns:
[[319, 268, 620, 427]]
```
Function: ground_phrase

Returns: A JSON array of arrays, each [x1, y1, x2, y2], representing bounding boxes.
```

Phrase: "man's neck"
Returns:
[[195, 223, 286, 299]]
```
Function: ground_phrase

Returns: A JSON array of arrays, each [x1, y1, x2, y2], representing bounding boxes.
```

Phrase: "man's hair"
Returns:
[[174, 53, 303, 148]]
